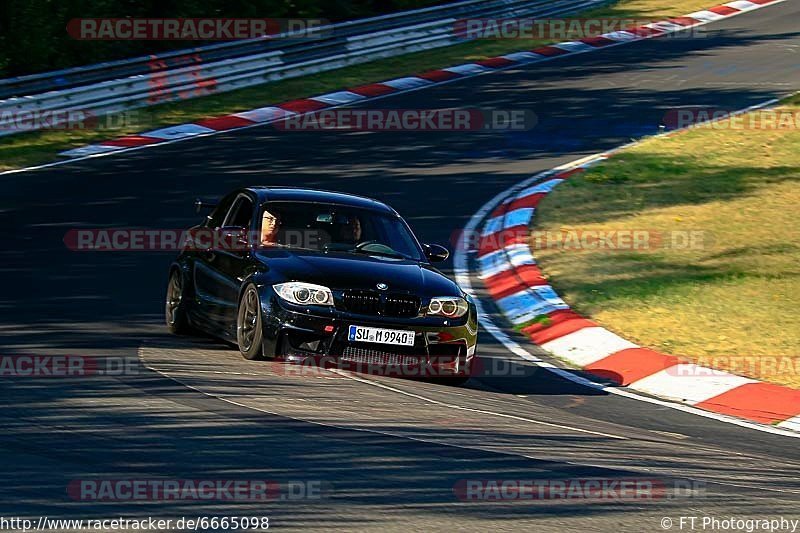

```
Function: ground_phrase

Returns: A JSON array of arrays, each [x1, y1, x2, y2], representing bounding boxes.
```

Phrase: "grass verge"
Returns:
[[533, 94, 800, 388], [0, 0, 715, 171]]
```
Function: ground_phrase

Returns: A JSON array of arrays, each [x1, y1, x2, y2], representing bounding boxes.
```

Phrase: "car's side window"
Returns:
[[224, 196, 254, 229], [206, 194, 236, 229]]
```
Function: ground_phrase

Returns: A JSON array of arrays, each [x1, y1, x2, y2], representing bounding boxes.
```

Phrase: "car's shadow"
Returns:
[[152, 329, 614, 398]]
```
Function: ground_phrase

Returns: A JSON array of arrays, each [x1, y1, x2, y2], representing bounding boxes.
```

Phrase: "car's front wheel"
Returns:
[[237, 284, 266, 360], [165, 270, 191, 334]]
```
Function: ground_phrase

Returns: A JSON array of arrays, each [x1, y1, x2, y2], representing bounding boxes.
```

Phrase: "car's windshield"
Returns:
[[257, 201, 423, 261]]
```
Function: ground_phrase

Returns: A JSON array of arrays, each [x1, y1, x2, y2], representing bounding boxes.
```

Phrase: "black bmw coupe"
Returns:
[[165, 187, 477, 381]]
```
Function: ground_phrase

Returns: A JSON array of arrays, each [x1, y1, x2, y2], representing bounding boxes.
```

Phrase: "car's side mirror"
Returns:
[[423, 243, 449, 263], [195, 198, 218, 214], [217, 226, 250, 250]]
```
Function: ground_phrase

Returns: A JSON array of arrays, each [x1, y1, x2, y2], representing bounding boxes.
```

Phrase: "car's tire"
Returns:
[[165, 270, 191, 335], [237, 284, 266, 360]]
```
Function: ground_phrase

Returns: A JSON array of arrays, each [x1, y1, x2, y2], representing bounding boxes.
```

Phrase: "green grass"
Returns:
[[0, 0, 716, 171], [533, 96, 800, 388]]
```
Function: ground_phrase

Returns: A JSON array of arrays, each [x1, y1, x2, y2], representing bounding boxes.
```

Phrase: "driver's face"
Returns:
[[261, 211, 279, 243]]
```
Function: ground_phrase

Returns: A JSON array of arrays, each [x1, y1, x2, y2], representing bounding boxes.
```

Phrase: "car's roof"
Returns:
[[246, 187, 396, 214]]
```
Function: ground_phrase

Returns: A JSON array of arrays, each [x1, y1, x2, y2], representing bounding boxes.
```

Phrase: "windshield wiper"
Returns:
[[349, 247, 408, 260], [324, 241, 413, 260]]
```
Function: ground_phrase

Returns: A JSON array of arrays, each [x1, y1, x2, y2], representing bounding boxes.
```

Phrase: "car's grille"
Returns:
[[340, 345, 422, 366], [338, 290, 420, 318], [384, 294, 421, 318], [340, 290, 381, 315]]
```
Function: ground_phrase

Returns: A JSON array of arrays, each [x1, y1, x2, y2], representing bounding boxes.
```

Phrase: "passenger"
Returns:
[[339, 216, 362, 244]]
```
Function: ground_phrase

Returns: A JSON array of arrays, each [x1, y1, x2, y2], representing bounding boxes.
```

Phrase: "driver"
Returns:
[[339, 215, 362, 244], [260, 209, 280, 245]]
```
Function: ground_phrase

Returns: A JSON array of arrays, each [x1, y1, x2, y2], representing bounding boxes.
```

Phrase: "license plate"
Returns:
[[348, 325, 415, 347]]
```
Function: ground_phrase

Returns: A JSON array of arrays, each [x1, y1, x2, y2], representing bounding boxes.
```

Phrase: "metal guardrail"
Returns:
[[0, 0, 607, 136]]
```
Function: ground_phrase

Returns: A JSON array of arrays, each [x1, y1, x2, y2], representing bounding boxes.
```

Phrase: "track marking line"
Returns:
[[140, 355, 626, 466], [327, 368, 629, 440], [141, 353, 800, 493]]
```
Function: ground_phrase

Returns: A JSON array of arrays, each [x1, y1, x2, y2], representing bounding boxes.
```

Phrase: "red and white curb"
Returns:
[[464, 146, 800, 435], [59, 0, 788, 159]]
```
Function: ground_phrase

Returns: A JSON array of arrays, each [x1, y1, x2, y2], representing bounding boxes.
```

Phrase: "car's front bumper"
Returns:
[[262, 297, 478, 378]]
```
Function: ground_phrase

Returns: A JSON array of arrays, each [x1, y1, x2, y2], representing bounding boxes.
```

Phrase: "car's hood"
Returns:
[[254, 249, 460, 296]]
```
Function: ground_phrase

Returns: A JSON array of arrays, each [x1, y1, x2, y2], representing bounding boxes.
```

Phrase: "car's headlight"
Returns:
[[273, 282, 334, 306], [427, 296, 469, 318]]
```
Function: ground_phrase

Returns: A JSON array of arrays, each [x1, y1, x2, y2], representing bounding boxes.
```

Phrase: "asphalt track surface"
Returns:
[[2, 3, 800, 531]]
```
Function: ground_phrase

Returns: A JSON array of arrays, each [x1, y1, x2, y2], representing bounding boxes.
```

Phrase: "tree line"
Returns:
[[0, 0, 442, 77]]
